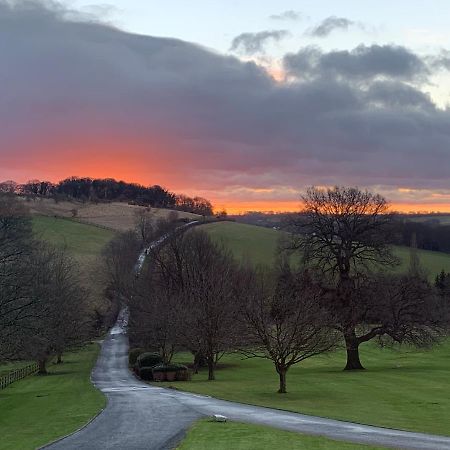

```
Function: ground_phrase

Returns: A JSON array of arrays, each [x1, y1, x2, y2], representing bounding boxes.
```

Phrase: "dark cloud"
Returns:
[[1, 1, 450, 205], [230, 30, 290, 55], [284, 45, 429, 82], [269, 10, 302, 21], [308, 16, 357, 37]]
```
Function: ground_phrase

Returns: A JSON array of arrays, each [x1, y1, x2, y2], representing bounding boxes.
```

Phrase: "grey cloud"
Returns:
[[1, 1, 450, 200], [284, 45, 429, 82], [427, 50, 450, 71], [269, 10, 302, 21], [230, 30, 290, 55], [309, 16, 357, 37]]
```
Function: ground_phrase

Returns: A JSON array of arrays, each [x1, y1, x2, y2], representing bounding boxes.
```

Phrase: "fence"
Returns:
[[0, 362, 39, 390]]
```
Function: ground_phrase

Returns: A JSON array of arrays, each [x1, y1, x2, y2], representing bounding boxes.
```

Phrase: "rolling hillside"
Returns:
[[25, 198, 200, 232], [203, 221, 450, 277]]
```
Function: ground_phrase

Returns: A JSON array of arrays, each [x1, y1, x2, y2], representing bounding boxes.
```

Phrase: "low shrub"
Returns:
[[152, 363, 187, 373], [176, 368, 191, 381], [129, 348, 145, 366], [137, 352, 163, 368], [139, 366, 154, 381], [152, 363, 190, 381]]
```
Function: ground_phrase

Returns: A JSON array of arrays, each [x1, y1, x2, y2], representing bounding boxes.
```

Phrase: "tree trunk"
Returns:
[[277, 368, 287, 393], [344, 331, 364, 370], [207, 359, 215, 381], [38, 358, 47, 375], [57, 353, 63, 364]]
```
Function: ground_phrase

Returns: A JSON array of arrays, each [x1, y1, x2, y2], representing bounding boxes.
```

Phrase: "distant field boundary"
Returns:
[[35, 213, 119, 233], [0, 362, 39, 390]]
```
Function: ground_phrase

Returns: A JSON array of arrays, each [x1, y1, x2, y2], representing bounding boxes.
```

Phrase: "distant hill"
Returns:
[[203, 221, 450, 279], [24, 198, 200, 232]]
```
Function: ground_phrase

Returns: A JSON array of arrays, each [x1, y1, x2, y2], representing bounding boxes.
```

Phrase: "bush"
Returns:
[[176, 368, 191, 381], [129, 348, 145, 366], [139, 366, 154, 381], [137, 352, 163, 368], [152, 363, 190, 381], [152, 363, 187, 373]]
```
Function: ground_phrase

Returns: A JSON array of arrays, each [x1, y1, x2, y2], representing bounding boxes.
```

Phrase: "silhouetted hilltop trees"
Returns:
[[0, 177, 214, 216]]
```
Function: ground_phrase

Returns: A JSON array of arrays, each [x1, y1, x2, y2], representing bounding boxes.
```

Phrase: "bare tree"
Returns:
[[0, 195, 36, 357], [16, 245, 91, 374], [102, 231, 141, 299], [288, 186, 398, 370], [135, 208, 155, 245], [241, 264, 337, 393], [130, 230, 243, 380]]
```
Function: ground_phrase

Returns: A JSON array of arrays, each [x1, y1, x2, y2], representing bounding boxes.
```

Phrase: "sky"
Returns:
[[1, 0, 450, 213]]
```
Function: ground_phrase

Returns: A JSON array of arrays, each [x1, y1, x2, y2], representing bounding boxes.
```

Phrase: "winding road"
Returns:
[[45, 308, 450, 450]]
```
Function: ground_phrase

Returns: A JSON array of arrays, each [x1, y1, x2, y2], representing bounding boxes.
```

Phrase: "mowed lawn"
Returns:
[[203, 222, 450, 277], [163, 340, 450, 436], [0, 345, 105, 450], [178, 420, 383, 450]]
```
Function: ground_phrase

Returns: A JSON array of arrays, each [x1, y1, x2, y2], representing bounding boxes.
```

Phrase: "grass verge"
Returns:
[[177, 420, 383, 450], [0, 344, 105, 450]]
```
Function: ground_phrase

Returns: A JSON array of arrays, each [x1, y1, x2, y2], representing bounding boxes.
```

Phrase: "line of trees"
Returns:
[[105, 186, 450, 393], [0, 195, 97, 373], [0, 177, 214, 216]]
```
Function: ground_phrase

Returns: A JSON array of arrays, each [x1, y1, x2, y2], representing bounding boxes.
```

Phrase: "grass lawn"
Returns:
[[32, 215, 115, 261], [178, 420, 383, 450], [0, 344, 105, 450], [0, 361, 32, 377], [203, 222, 450, 278], [161, 339, 450, 436]]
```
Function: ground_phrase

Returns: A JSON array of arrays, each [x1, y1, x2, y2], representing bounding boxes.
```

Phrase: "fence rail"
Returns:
[[0, 362, 39, 390]]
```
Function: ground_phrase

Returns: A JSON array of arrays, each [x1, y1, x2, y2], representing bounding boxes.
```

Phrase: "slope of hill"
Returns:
[[203, 221, 450, 277], [32, 216, 116, 316], [25, 198, 200, 231]]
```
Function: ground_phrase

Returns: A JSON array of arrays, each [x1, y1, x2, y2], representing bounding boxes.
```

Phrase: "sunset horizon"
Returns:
[[2, 0, 450, 214]]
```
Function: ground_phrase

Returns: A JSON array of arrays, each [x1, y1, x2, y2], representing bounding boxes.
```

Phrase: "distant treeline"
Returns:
[[0, 178, 214, 216], [391, 220, 450, 253], [233, 211, 450, 254]]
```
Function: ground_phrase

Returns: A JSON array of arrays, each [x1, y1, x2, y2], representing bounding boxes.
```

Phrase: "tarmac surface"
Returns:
[[46, 309, 450, 450]]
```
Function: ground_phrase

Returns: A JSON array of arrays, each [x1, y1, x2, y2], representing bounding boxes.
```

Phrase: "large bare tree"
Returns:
[[289, 186, 398, 370]]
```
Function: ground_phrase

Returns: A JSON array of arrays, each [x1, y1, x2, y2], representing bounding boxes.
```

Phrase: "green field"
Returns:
[[203, 222, 450, 277], [32, 215, 115, 261], [162, 339, 450, 436], [178, 420, 382, 450], [0, 345, 105, 450]]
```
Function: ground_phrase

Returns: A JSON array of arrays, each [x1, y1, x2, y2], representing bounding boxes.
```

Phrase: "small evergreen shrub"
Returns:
[[137, 352, 163, 368], [139, 366, 154, 381], [128, 348, 145, 366]]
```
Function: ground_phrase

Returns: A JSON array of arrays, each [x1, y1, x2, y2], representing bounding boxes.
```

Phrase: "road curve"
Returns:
[[45, 309, 450, 450]]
